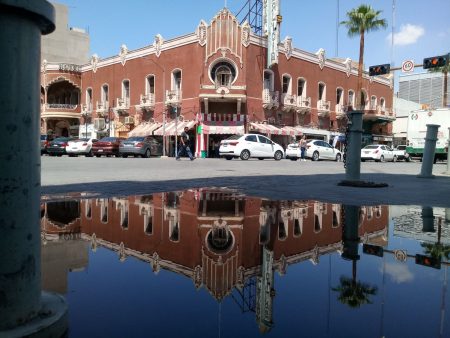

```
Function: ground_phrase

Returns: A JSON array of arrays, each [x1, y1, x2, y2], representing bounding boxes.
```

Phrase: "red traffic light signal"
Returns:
[[415, 254, 441, 269], [369, 64, 390, 76], [363, 244, 384, 257], [423, 55, 448, 69]]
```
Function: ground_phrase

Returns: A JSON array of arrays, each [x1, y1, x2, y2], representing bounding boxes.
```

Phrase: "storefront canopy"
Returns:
[[202, 121, 245, 135], [249, 123, 301, 136], [128, 122, 162, 137], [153, 120, 196, 136]]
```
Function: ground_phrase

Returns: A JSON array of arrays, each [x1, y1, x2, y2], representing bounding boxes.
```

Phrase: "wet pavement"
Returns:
[[40, 189, 450, 338]]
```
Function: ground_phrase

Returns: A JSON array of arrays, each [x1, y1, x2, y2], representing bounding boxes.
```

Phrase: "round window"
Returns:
[[210, 61, 236, 87]]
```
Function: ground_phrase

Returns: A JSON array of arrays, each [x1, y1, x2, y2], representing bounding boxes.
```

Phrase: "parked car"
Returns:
[[392, 145, 410, 162], [40, 134, 54, 154], [360, 144, 396, 162], [46, 137, 76, 156], [219, 134, 284, 160], [286, 139, 342, 161], [92, 137, 125, 157], [119, 136, 163, 158], [66, 138, 98, 157]]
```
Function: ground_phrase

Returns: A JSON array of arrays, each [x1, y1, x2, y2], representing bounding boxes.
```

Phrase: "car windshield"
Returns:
[[99, 137, 116, 142], [53, 137, 71, 142], [364, 145, 379, 149], [126, 137, 144, 141]]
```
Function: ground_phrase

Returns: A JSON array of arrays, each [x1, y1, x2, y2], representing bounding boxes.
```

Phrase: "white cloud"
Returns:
[[381, 263, 414, 284], [386, 24, 425, 46]]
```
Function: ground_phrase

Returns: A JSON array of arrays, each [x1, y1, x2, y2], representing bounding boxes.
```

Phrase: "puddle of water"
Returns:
[[40, 188, 450, 338]]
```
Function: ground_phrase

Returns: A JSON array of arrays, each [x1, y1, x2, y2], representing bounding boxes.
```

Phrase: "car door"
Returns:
[[257, 135, 274, 157], [381, 145, 392, 161], [319, 141, 333, 159], [243, 134, 260, 156]]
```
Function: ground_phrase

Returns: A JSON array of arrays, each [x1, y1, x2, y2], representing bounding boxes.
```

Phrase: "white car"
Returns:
[[360, 144, 395, 162], [286, 139, 342, 161], [219, 134, 285, 160], [66, 138, 98, 157]]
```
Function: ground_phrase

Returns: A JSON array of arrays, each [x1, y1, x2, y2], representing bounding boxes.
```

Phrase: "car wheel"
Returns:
[[406, 155, 411, 162], [312, 151, 319, 161], [335, 154, 341, 162], [144, 149, 151, 158], [225, 156, 233, 160], [380, 155, 385, 162], [240, 149, 250, 160], [274, 151, 283, 161], [393, 155, 397, 163], [95, 155, 101, 158], [86, 150, 93, 157]]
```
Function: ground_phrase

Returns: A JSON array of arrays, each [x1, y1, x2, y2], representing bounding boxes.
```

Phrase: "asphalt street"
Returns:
[[41, 156, 450, 207]]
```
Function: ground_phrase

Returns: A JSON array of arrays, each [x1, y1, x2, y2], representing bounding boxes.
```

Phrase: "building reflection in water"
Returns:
[[41, 189, 389, 333]]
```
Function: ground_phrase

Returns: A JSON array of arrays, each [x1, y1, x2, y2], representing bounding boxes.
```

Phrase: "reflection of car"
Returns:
[[119, 136, 163, 158], [46, 137, 75, 156], [219, 134, 284, 160], [286, 139, 342, 161], [92, 137, 125, 157], [40, 134, 54, 154], [361, 144, 395, 162], [66, 138, 98, 157]]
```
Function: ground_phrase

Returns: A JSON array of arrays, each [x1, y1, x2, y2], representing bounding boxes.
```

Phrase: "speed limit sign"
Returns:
[[402, 60, 414, 73]]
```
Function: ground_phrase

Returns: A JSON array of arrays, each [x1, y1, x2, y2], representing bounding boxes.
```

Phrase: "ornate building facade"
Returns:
[[40, 8, 394, 155]]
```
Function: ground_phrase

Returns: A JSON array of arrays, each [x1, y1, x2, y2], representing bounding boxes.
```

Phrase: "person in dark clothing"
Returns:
[[176, 126, 195, 160]]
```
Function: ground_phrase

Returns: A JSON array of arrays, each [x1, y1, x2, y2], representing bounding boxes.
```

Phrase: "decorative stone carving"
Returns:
[[194, 265, 203, 289], [241, 21, 251, 47], [316, 48, 326, 70], [152, 252, 160, 274], [42, 59, 47, 72], [119, 45, 128, 66], [344, 58, 352, 78], [91, 54, 99, 73], [236, 266, 245, 288], [197, 20, 207, 46], [310, 245, 320, 265], [118, 242, 126, 262], [91, 233, 97, 252], [283, 36, 293, 60], [153, 34, 164, 58], [278, 254, 287, 275]]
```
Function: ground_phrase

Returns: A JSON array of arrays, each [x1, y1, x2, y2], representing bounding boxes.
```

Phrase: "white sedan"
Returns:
[[219, 134, 285, 160], [66, 138, 98, 157], [360, 144, 396, 162], [286, 139, 342, 161]]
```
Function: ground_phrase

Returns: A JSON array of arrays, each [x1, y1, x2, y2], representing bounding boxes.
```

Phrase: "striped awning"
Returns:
[[202, 121, 245, 135], [249, 122, 283, 135], [280, 126, 302, 136], [153, 120, 196, 136], [128, 122, 162, 137]]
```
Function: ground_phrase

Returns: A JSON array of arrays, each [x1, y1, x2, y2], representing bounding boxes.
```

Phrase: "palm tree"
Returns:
[[427, 56, 449, 108], [341, 5, 387, 109]]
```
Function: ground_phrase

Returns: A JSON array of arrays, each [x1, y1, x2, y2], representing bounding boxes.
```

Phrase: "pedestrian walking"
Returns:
[[176, 126, 195, 161], [299, 135, 307, 161]]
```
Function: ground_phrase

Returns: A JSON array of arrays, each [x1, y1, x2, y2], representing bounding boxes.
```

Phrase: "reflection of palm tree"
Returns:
[[333, 260, 378, 308], [421, 217, 450, 261]]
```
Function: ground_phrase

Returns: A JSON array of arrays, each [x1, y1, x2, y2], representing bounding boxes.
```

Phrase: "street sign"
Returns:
[[401, 60, 414, 73]]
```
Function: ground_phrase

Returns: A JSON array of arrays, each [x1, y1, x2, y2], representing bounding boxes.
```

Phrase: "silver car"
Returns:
[[119, 136, 163, 158]]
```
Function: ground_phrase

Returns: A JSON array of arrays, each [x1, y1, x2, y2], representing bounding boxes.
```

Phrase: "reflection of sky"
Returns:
[[381, 262, 414, 284]]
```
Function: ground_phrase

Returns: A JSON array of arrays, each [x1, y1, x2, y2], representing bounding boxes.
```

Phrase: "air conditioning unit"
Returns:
[[94, 118, 106, 130], [124, 116, 134, 125]]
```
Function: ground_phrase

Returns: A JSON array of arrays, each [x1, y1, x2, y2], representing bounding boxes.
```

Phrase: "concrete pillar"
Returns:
[[345, 111, 363, 182], [0, 1, 67, 336], [418, 124, 440, 178]]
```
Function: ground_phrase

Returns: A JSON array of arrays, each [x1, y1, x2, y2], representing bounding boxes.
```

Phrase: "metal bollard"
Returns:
[[341, 205, 361, 261], [421, 207, 435, 233], [0, 1, 67, 336], [418, 124, 440, 178], [345, 111, 364, 182]]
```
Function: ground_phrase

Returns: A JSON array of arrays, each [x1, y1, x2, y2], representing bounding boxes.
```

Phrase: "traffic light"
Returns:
[[369, 64, 390, 76], [423, 55, 448, 69], [363, 244, 384, 257], [415, 254, 441, 269]]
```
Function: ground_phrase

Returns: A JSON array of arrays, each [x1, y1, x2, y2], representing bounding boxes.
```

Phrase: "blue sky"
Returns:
[[59, 0, 449, 73]]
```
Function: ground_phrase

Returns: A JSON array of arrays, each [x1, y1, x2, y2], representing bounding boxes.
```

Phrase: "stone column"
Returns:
[[418, 124, 440, 178], [0, 1, 67, 336], [345, 111, 363, 182]]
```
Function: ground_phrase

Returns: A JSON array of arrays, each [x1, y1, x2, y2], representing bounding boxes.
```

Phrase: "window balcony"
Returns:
[[81, 103, 92, 115], [317, 100, 330, 117], [165, 90, 182, 107], [335, 104, 346, 119], [137, 93, 155, 111], [296, 96, 311, 113], [96, 101, 109, 116], [262, 89, 279, 109], [281, 93, 297, 112], [114, 97, 130, 115], [363, 106, 395, 121]]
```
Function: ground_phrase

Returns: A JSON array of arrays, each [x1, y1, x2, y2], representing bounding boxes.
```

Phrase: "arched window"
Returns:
[[171, 70, 182, 92], [86, 88, 93, 107], [336, 88, 343, 105], [297, 78, 306, 97], [263, 70, 274, 91], [318, 82, 326, 100], [370, 95, 377, 109], [348, 90, 355, 107], [122, 80, 130, 101], [101, 84, 109, 104], [210, 60, 236, 88], [380, 97, 385, 110], [282, 74, 292, 94], [146, 75, 155, 95]]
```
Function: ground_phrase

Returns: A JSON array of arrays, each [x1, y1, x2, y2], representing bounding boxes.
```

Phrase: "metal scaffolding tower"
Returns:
[[235, 0, 263, 36]]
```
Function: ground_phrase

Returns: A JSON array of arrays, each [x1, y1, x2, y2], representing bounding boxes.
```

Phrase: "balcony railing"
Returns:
[[296, 96, 311, 112], [96, 101, 109, 115], [138, 93, 156, 110], [46, 103, 78, 110], [335, 104, 346, 119], [317, 100, 331, 116], [262, 89, 279, 109], [363, 105, 395, 121], [165, 90, 182, 107], [115, 97, 130, 112], [281, 93, 297, 112]]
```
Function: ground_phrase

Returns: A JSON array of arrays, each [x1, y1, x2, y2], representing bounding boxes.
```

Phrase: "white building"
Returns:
[[392, 97, 421, 145]]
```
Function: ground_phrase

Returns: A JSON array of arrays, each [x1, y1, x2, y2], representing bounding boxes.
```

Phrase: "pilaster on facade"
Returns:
[[262, 89, 279, 109]]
